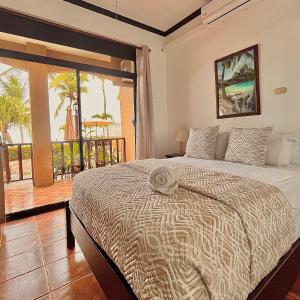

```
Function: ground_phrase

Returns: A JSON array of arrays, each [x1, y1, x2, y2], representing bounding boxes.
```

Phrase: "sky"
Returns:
[[0, 62, 122, 143]]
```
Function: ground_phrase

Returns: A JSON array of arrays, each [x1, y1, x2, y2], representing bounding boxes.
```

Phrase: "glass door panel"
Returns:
[[79, 71, 135, 170], [0, 57, 33, 214], [48, 68, 81, 182], [0, 58, 32, 183], [0, 57, 81, 213]]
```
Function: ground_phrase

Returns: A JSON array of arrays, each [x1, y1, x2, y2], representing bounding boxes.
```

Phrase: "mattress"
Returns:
[[71, 159, 295, 299], [171, 157, 300, 240]]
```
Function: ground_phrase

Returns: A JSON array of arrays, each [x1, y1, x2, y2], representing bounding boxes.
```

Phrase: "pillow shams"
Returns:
[[185, 126, 219, 160], [225, 127, 273, 167]]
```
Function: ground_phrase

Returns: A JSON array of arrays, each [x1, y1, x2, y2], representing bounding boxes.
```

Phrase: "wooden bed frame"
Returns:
[[65, 201, 300, 300]]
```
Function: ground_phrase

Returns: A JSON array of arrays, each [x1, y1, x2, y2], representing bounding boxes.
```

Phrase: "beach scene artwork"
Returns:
[[215, 45, 260, 118]]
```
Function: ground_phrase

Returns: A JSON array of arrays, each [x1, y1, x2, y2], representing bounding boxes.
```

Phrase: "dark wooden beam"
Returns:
[[63, 0, 208, 37], [64, 0, 165, 36], [0, 7, 136, 60], [0, 48, 136, 80], [164, 7, 202, 36]]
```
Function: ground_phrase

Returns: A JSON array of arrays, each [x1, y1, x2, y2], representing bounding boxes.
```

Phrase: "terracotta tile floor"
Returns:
[[287, 278, 300, 300], [0, 208, 299, 300], [0, 209, 106, 300], [4, 180, 72, 214]]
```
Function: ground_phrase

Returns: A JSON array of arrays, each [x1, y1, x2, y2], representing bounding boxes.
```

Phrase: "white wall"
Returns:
[[1, 0, 299, 155], [165, 0, 300, 152], [0, 0, 169, 157]]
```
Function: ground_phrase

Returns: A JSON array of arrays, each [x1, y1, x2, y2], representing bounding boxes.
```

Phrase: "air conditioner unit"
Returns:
[[121, 60, 134, 84], [201, 0, 251, 26]]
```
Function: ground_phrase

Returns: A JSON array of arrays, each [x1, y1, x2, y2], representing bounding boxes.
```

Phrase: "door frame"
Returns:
[[0, 7, 137, 61], [0, 144, 5, 222], [0, 46, 137, 217]]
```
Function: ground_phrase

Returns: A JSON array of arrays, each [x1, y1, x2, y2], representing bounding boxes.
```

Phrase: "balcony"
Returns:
[[2, 137, 126, 214], [0, 50, 136, 215]]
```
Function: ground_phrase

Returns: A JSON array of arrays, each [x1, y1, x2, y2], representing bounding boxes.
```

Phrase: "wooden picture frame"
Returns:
[[215, 45, 261, 119]]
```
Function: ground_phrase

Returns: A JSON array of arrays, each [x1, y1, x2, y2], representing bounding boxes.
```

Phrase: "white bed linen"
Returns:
[[171, 157, 300, 240]]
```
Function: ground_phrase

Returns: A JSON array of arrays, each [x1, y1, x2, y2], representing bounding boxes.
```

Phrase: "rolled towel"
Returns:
[[148, 166, 179, 195]]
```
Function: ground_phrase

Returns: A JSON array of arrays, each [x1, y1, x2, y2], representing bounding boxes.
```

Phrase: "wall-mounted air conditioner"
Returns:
[[121, 60, 134, 84], [201, 0, 251, 26]]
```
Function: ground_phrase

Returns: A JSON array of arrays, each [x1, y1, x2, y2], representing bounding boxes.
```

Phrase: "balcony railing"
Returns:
[[2, 137, 126, 184]]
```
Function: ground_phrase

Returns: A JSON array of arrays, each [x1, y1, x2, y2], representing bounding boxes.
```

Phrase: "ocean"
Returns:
[[224, 80, 254, 96]]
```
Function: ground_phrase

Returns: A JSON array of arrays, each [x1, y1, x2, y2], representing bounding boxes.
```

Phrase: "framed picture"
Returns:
[[215, 44, 260, 119]]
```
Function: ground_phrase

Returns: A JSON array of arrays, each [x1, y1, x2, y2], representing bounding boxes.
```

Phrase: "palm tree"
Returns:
[[0, 69, 31, 143], [59, 124, 66, 133], [17, 101, 31, 143], [49, 72, 88, 140], [219, 52, 254, 100], [92, 112, 113, 137], [49, 72, 88, 120], [92, 113, 113, 121], [100, 78, 107, 115], [0, 95, 17, 143], [93, 78, 114, 137]]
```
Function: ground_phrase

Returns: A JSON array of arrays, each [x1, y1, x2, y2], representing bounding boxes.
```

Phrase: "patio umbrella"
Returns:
[[82, 120, 114, 138], [81, 120, 114, 127], [64, 106, 76, 140]]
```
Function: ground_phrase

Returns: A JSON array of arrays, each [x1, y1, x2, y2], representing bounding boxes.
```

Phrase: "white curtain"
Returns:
[[136, 45, 156, 160]]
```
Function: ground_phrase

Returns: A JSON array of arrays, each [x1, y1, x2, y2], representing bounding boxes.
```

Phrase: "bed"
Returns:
[[172, 157, 300, 238], [66, 157, 300, 300]]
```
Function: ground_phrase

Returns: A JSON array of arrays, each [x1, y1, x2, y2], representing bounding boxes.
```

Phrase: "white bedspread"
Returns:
[[171, 157, 300, 240]]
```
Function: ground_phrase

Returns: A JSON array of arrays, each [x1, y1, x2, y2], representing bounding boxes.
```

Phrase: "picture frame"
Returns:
[[214, 44, 261, 119]]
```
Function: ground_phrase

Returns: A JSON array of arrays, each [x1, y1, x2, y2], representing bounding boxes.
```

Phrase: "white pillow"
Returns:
[[284, 132, 300, 165], [265, 136, 293, 166], [214, 132, 230, 160], [291, 143, 300, 165]]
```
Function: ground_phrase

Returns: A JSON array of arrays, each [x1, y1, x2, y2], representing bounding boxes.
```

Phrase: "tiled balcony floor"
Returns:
[[4, 180, 72, 214]]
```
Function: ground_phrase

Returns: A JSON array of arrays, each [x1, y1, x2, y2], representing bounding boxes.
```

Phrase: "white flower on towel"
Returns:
[[148, 166, 179, 195]]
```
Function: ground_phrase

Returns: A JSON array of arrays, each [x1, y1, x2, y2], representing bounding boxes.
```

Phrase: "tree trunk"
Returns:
[[221, 65, 227, 100], [100, 79, 109, 137], [101, 78, 107, 114], [2, 127, 12, 144], [19, 125, 24, 143]]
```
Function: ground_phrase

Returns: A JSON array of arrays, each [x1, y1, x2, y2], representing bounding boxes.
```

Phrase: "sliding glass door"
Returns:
[[78, 71, 135, 171], [0, 40, 136, 215]]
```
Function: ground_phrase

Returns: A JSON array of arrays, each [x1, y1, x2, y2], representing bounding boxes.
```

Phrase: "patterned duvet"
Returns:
[[70, 159, 295, 300]]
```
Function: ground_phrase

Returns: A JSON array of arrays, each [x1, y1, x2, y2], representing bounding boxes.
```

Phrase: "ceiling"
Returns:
[[85, 0, 210, 31]]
